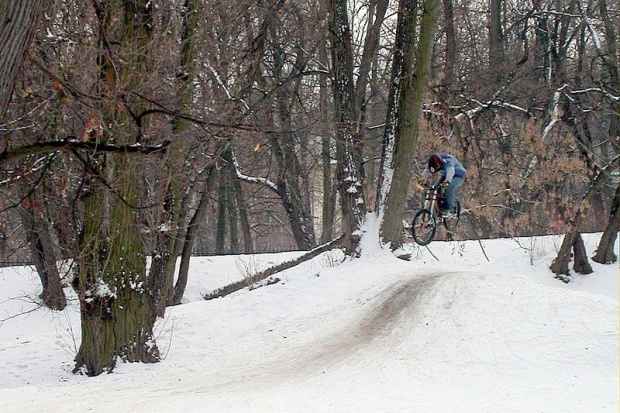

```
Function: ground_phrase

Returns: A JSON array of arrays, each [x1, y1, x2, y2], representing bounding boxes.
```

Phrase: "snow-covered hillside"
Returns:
[[0, 232, 617, 412]]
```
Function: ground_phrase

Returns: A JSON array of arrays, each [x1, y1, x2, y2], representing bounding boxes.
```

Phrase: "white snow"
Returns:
[[0, 232, 617, 412]]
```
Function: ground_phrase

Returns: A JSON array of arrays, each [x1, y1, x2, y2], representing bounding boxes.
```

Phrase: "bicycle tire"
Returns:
[[443, 199, 461, 231], [412, 209, 436, 246]]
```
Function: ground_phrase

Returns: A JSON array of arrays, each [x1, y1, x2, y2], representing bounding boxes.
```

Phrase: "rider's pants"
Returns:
[[445, 175, 465, 211]]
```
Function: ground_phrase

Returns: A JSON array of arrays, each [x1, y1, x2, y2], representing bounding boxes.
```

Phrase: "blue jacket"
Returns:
[[423, 153, 466, 183]]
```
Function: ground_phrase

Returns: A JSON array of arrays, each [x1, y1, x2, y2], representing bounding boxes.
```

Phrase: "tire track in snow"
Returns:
[[298, 272, 444, 372]]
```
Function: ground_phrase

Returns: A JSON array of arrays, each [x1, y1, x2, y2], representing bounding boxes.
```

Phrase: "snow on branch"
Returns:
[[453, 98, 533, 122], [206, 64, 250, 112], [228, 149, 279, 193], [542, 86, 566, 140], [576, 0, 603, 55], [571, 88, 620, 102]]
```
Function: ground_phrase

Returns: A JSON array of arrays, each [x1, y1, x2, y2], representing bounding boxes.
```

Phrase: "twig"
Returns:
[[424, 245, 440, 261]]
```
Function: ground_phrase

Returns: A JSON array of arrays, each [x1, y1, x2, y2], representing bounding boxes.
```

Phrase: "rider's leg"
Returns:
[[445, 176, 464, 211]]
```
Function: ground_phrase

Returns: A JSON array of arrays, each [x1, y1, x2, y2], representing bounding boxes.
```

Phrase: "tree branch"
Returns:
[[0, 138, 170, 164]]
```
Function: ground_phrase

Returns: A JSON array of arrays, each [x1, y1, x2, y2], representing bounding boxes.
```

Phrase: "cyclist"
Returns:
[[420, 153, 466, 216]]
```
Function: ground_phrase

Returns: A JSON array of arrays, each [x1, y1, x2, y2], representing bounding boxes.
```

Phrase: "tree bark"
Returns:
[[0, 0, 50, 118], [379, 0, 440, 249], [593, 183, 620, 264]]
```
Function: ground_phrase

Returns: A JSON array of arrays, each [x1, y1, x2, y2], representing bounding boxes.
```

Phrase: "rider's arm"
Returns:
[[444, 165, 455, 183]]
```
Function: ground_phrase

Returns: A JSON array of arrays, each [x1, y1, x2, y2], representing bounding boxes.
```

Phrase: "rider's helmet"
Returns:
[[427, 154, 443, 173]]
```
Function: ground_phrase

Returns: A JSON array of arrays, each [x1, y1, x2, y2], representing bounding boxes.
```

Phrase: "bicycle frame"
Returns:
[[423, 185, 444, 218]]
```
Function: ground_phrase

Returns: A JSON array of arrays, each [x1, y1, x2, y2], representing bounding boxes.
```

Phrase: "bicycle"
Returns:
[[411, 182, 461, 246]]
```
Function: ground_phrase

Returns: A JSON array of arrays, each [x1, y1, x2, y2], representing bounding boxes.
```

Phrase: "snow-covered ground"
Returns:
[[0, 229, 618, 412]]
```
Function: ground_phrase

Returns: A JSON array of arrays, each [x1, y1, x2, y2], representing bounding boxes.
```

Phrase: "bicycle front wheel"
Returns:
[[412, 209, 436, 246]]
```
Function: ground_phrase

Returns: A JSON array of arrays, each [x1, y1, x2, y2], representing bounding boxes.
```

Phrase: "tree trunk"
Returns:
[[593, 183, 620, 264], [223, 148, 254, 253], [379, 0, 440, 249], [172, 164, 217, 305], [73, 0, 159, 376], [532, 0, 550, 83], [148, 0, 199, 316], [75, 153, 160, 375], [572, 232, 593, 274], [0, 0, 50, 118], [489, 0, 504, 80], [317, 6, 336, 243], [354, 0, 389, 118], [216, 169, 227, 254], [19, 197, 66, 310], [226, 168, 240, 255], [550, 167, 608, 276], [442, 0, 457, 86], [326, 0, 367, 253], [233, 177, 254, 254]]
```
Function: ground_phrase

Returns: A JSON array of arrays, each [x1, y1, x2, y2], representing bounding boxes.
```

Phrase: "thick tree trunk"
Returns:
[[74, 0, 159, 376], [379, 0, 440, 249], [75, 155, 160, 375], [0, 0, 50, 118]]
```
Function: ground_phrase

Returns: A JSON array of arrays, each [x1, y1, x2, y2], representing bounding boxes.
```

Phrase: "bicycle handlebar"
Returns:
[[422, 182, 446, 190]]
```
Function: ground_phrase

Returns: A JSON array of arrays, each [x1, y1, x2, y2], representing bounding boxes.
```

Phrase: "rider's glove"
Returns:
[[417, 179, 424, 186], [440, 181, 450, 189]]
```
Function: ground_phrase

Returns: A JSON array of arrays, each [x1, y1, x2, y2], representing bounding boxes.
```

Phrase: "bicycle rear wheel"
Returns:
[[412, 209, 436, 246], [443, 199, 461, 231]]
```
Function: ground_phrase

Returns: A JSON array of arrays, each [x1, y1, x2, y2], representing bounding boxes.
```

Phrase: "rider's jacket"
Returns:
[[422, 153, 467, 183]]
